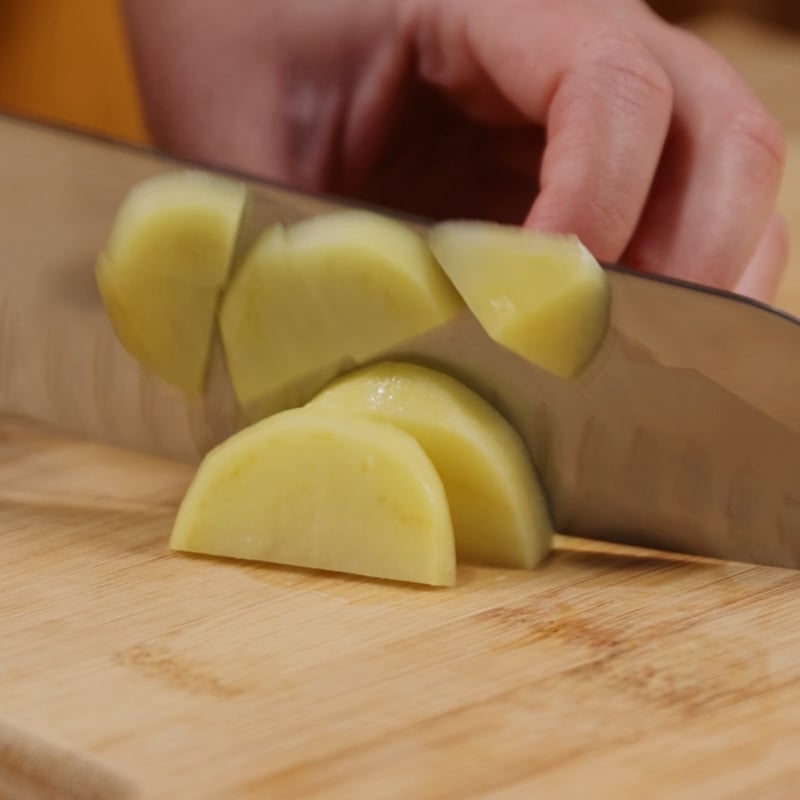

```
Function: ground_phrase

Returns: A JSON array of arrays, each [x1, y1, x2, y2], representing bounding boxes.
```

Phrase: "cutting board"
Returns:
[[3, 13, 800, 800], [4, 421, 800, 800]]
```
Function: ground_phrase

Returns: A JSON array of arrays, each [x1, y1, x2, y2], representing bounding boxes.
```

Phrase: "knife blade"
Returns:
[[1, 112, 798, 569]]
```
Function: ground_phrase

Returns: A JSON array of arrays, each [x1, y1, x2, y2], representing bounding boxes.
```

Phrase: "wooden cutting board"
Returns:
[[4, 421, 800, 800], [3, 13, 800, 800]]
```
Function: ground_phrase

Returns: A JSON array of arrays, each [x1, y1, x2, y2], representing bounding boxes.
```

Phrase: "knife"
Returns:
[[1, 112, 798, 569]]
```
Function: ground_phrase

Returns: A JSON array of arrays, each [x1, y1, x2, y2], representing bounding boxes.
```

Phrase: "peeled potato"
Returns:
[[428, 221, 610, 378], [218, 210, 463, 408], [97, 170, 247, 394], [310, 362, 553, 568], [170, 406, 456, 586]]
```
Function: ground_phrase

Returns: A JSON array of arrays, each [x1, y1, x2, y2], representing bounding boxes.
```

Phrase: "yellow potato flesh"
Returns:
[[170, 407, 456, 586], [217, 223, 347, 412], [311, 362, 553, 568], [428, 221, 610, 378], [96, 170, 247, 394], [218, 210, 463, 408]]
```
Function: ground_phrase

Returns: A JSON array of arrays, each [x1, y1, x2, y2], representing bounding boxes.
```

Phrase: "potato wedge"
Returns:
[[219, 210, 463, 408], [170, 407, 456, 586], [310, 362, 553, 568], [428, 221, 610, 378], [97, 170, 247, 394]]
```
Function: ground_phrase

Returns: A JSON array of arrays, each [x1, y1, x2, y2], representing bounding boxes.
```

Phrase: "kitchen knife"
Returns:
[[1, 112, 798, 569]]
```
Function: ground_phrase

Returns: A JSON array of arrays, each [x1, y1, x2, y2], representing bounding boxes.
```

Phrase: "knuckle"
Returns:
[[725, 102, 786, 182], [584, 37, 674, 115], [585, 194, 630, 246], [567, 194, 631, 263]]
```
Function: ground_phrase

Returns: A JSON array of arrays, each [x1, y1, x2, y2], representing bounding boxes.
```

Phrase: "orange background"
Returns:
[[0, 0, 148, 143]]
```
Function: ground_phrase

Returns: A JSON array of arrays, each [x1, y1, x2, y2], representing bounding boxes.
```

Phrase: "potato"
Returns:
[[96, 170, 247, 394], [218, 210, 463, 408], [170, 407, 456, 586], [310, 362, 553, 568], [428, 221, 610, 378]]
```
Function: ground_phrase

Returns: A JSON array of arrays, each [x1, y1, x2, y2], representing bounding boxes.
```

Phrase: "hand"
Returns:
[[123, 0, 787, 301]]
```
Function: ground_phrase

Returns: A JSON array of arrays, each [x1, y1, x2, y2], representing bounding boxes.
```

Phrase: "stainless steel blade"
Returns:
[[1, 112, 798, 568]]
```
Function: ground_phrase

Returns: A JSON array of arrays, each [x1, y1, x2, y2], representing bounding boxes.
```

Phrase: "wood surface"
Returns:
[[2, 12, 800, 800]]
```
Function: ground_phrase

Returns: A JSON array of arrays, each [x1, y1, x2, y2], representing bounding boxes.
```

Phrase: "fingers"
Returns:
[[453, 1, 674, 263], [414, 0, 784, 293], [125, 0, 785, 298], [409, 0, 675, 261], [122, 0, 286, 178], [523, 38, 673, 262], [733, 212, 789, 303], [622, 25, 786, 291]]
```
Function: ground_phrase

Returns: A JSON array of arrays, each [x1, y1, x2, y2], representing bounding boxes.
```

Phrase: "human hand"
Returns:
[[123, 0, 787, 300]]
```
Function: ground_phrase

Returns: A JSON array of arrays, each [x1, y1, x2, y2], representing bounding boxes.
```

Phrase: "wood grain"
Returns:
[[2, 13, 800, 800], [3, 422, 800, 800]]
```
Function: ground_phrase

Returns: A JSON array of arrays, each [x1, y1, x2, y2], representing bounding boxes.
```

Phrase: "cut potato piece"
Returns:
[[97, 170, 247, 394], [170, 407, 456, 586], [219, 209, 463, 407], [310, 362, 553, 568], [216, 222, 341, 414], [428, 221, 610, 378]]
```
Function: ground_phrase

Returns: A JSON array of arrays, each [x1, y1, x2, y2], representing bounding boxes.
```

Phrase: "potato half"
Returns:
[[96, 170, 247, 394], [218, 210, 463, 408], [428, 221, 610, 378], [310, 362, 553, 568], [170, 406, 457, 586]]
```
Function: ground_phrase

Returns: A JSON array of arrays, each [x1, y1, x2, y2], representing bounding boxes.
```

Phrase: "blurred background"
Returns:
[[0, 0, 797, 146], [650, 0, 800, 27], [0, 0, 147, 143]]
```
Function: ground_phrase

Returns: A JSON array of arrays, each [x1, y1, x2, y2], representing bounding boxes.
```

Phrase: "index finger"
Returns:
[[418, 0, 674, 261]]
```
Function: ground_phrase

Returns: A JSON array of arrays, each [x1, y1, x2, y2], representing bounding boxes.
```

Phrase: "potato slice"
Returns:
[[310, 362, 553, 568], [97, 170, 247, 394], [218, 209, 463, 408], [170, 407, 456, 586], [428, 221, 610, 378]]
